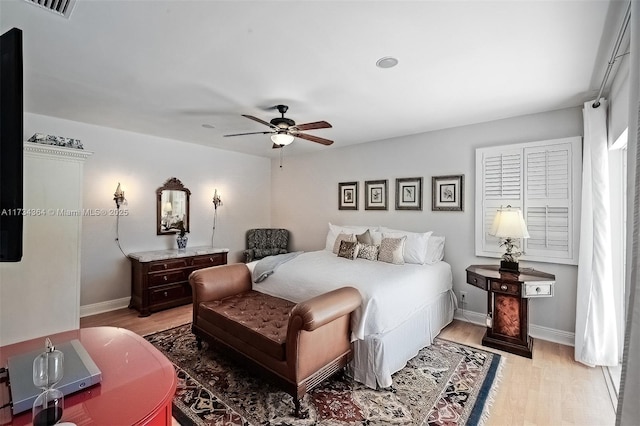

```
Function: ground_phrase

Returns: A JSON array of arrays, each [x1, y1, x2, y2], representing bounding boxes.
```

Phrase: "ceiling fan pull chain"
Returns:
[[279, 146, 283, 168]]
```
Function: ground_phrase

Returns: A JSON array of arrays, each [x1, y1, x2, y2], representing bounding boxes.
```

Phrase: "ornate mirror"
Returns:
[[156, 177, 191, 235]]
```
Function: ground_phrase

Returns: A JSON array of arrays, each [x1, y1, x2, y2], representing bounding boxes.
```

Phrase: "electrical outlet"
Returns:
[[460, 291, 468, 304]]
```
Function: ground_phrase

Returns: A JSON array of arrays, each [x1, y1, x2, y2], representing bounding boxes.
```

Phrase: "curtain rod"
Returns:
[[592, 1, 631, 108]]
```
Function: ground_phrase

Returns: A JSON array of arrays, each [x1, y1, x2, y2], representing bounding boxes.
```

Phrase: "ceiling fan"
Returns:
[[224, 105, 333, 148]]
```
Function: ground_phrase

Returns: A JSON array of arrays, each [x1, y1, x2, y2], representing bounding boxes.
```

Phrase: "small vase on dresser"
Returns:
[[176, 235, 188, 250]]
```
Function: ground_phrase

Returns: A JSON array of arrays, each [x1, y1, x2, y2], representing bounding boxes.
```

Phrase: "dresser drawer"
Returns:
[[490, 280, 520, 296], [524, 282, 554, 298], [148, 270, 188, 287], [191, 253, 226, 267], [149, 283, 191, 303], [467, 271, 488, 290], [148, 259, 189, 272]]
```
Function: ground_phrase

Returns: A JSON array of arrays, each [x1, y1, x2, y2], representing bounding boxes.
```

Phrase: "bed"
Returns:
[[247, 224, 456, 389]]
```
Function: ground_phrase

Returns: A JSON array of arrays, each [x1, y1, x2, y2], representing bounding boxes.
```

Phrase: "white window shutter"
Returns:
[[475, 137, 581, 265]]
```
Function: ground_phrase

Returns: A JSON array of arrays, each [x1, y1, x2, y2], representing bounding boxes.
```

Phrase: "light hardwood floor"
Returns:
[[81, 306, 616, 426]]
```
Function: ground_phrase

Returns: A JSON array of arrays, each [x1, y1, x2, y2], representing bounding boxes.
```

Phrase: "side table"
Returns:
[[466, 265, 555, 358]]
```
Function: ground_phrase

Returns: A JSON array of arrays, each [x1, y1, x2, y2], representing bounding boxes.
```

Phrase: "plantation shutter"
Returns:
[[475, 137, 581, 265]]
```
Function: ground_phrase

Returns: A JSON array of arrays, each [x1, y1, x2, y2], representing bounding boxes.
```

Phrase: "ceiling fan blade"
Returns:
[[294, 132, 334, 146], [224, 131, 273, 137], [291, 121, 332, 131], [242, 114, 278, 129]]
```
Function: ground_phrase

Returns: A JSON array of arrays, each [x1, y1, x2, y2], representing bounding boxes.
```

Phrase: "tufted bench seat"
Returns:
[[189, 263, 361, 417], [198, 290, 295, 360]]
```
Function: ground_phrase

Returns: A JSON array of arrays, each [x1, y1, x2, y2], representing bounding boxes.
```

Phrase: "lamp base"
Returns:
[[499, 260, 520, 273]]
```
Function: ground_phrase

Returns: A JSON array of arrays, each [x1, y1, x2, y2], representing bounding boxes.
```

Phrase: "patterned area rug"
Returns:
[[145, 324, 502, 426]]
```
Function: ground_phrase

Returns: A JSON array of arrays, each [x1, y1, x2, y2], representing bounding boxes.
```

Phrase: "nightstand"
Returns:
[[466, 264, 555, 358]]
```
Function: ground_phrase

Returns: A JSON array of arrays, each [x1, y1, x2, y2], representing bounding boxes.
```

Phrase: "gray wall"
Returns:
[[271, 106, 583, 334], [24, 113, 273, 308]]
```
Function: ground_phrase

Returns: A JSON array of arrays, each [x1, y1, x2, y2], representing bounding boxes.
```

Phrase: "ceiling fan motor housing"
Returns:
[[270, 117, 295, 128]]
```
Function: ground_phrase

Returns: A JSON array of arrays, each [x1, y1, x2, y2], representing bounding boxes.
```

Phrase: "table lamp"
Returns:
[[489, 206, 530, 273]]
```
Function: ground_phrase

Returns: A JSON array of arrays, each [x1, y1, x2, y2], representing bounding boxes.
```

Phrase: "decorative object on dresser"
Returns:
[[171, 220, 188, 250], [364, 180, 388, 210], [243, 228, 289, 263], [489, 205, 530, 272], [431, 175, 464, 211], [466, 264, 555, 358], [395, 177, 423, 210], [338, 181, 358, 210], [156, 177, 190, 235], [128, 247, 228, 317]]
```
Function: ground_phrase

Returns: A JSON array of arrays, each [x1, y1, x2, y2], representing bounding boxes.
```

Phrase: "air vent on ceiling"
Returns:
[[23, 0, 77, 18]]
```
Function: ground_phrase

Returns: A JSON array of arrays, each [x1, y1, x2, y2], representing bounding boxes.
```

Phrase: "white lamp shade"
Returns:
[[163, 202, 173, 212], [490, 208, 530, 238], [271, 133, 294, 146]]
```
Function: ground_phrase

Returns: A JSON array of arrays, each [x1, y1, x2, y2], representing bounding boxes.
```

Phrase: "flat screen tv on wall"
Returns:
[[0, 28, 24, 262]]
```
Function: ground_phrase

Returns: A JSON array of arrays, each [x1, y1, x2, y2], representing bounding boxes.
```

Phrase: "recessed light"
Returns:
[[202, 124, 215, 129], [376, 56, 398, 69]]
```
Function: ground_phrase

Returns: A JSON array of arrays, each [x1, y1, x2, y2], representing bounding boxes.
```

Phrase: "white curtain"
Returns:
[[575, 99, 618, 366], [617, 0, 640, 423]]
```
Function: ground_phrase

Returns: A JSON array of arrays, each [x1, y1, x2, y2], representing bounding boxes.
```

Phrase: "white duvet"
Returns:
[[249, 250, 453, 340]]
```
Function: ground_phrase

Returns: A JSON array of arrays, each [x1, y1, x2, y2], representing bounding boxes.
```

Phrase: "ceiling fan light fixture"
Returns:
[[271, 133, 294, 146]]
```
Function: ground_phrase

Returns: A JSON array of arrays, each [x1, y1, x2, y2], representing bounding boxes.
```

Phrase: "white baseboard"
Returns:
[[454, 309, 575, 347], [80, 297, 131, 318]]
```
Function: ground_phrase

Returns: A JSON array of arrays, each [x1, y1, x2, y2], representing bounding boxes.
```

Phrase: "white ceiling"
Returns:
[[0, 0, 627, 158]]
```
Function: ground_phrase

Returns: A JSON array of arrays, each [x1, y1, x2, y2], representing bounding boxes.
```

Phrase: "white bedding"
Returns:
[[248, 250, 453, 341]]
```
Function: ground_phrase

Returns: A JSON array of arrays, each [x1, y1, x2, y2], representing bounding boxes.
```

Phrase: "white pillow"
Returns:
[[325, 223, 381, 251], [378, 236, 406, 265], [425, 235, 445, 263], [382, 230, 432, 264]]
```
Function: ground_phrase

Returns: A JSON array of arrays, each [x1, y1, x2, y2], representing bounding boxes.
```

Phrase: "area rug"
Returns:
[[145, 324, 502, 426]]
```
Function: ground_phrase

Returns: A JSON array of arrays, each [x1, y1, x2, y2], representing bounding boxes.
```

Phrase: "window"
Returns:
[[475, 137, 582, 265]]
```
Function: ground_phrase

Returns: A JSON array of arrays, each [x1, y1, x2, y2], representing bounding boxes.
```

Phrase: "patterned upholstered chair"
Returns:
[[243, 228, 290, 263]]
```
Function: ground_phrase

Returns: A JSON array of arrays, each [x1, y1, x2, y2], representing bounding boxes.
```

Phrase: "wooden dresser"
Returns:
[[128, 246, 228, 316]]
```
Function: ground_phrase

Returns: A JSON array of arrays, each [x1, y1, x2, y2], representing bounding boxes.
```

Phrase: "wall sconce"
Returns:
[[113, 183, 126, 209], [212, 189, 222, 210], [489, 205, 530, 273]]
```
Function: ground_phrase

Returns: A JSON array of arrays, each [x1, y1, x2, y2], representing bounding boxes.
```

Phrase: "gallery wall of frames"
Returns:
[[338, 175, 464, 212]]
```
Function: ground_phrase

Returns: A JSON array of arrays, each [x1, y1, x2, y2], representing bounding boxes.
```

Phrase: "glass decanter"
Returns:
[[32, 338, 64, 426]]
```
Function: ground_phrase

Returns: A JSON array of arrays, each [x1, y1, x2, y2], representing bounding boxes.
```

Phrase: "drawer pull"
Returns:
[[473, 278, 477, 283], [500, 284, 508, 291], [163, 291, 168, 297], [163, 263, 168, 269], [163, 276, 168, 281], [536, 287, 541, 293], [209, 257, 214, 262]]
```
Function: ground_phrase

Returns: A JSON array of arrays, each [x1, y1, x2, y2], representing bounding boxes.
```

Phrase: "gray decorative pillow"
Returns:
[[338, 240, 358, 260], [356, 229, 374, 245], [378, 236, 406, 265], [333, 232, 356, 254], [357, 243, 379, 261]]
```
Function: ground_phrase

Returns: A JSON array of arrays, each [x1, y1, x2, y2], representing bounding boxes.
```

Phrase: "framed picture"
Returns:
[[395, 177, 423, 210], [432, 175, 464, 211], [338, 181, 358, 210], [365, 180, 388, 210]]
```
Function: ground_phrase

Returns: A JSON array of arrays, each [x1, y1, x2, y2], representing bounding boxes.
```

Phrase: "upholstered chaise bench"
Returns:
[[189, 263, 361, 416]]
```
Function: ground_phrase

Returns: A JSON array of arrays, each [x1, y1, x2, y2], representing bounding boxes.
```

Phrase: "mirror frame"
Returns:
[[156, 177, 191, 235]]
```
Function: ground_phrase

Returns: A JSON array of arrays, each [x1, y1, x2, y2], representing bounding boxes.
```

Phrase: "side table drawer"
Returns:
[[524, 282, 554, 298], [490, 280, 520, 296], [467, 271, 488, 290]]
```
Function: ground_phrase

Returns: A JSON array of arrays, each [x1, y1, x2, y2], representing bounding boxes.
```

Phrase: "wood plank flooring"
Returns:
[[81, 306, 616, 425]]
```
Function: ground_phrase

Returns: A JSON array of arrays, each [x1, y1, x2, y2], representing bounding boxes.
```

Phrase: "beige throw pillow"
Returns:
[[337, 240, 358, 260], [378, 236, 406, 265]]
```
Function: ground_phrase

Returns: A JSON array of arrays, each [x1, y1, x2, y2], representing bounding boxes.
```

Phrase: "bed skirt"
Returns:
[[347, 289, 456, 389]]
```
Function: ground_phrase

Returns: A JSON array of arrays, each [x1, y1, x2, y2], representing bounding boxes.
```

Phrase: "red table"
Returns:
[[0, 327, 177, 425]]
